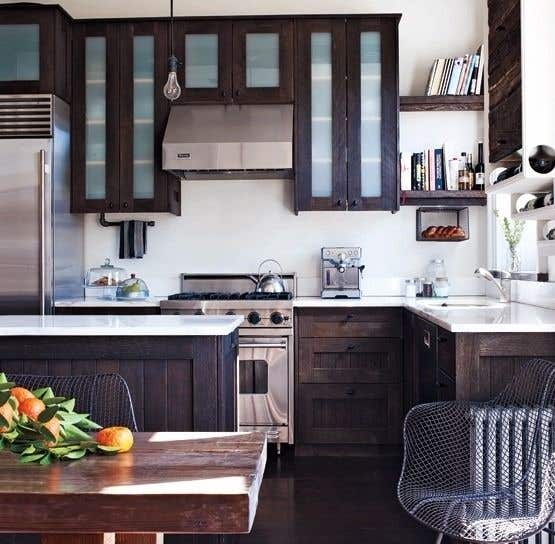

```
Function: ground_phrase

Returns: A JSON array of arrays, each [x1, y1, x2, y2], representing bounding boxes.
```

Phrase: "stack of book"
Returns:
[[425, 45, 484, 96], [401, 147, 448, 191]]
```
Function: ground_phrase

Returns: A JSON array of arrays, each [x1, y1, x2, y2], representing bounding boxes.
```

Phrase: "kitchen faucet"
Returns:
[[474, 268, 511, 302]]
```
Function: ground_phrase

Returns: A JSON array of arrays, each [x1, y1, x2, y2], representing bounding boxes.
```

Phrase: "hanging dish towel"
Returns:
[[119, 221, 148, 259]]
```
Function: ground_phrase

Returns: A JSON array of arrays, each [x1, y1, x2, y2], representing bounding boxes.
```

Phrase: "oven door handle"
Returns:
[[239, 343, 288, 349]]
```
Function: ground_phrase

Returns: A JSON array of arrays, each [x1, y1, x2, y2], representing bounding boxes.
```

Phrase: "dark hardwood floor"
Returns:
[[238, 446, 434, 544]]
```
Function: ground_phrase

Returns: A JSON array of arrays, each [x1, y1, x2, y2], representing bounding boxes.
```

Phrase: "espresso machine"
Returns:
[[321, 247, 365, 299]]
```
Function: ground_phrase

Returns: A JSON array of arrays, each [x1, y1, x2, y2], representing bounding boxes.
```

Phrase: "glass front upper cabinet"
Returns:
[[175, 21, 232, 102], [0, 24, 39, 81], [133, 35, 155, 201], [232, 20, 294, 103], [346, 18, 399, 211], [85, 36, 107, 201]]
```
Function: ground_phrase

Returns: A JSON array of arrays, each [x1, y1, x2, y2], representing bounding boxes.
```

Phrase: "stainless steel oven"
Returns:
[[238, 332, 292, 451]]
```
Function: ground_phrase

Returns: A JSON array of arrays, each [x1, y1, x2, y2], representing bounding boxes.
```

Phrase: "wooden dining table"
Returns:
[[0, 431, 267, 544]]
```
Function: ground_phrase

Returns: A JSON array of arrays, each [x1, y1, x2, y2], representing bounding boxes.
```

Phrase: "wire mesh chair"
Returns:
[[7, 373, 138, 431], [398, 358, 555, 544]]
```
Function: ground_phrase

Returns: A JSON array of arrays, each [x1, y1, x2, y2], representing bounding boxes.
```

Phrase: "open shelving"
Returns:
[[401, 190, 487, 207], [400, 95, 484, 112], [486, 171, 553, 196]]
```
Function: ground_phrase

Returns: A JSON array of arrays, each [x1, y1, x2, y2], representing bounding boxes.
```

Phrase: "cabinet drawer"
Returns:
[[298, 383, 402, 445], [298, 338, 401, 384], [297, 308, 402, 338]]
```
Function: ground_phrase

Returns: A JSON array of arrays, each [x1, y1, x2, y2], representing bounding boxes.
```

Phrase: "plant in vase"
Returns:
[[494, 209, 525, 272]]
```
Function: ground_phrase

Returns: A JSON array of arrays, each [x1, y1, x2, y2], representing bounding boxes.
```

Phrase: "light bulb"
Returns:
[[163, 55, 181, 101]]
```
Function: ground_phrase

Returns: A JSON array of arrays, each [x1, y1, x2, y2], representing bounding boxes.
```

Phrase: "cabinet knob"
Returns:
[[108, 201, 114, 209], [497, 139, 508, 145], [235, 90, 240, 97], [438, 336, 448, 343], [123, 201, 129, 209], [346, 345, 355, 351], [336, 200, 343, 207], [220, 90, 226, 98], [345, 314, 354, 321], [351, 200, 359, 208], [345, 388, 355, 396]]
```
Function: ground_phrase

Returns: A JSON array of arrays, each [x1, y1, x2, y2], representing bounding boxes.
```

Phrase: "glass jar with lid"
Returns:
[[85, 258, 127, 299], [426, 259, 447, 283], [116, 274, 150, 301]]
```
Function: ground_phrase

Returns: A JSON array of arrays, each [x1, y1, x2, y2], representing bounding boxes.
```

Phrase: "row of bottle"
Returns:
[[405, 259, 449, 298], [448, 142, 485, 191]]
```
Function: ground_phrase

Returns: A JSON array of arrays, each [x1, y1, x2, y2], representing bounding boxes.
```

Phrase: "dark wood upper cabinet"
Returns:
[[295, 19, 347, 211], [72, 22, 120, 213], [346, 17, 400, 212], [173, 20, 233, 103], [172, 18, 293, 104], [0, 5, 71, 102], [295, 16, 400, 212], [72, 22, 180, 215], [232, 19, 294, 104]]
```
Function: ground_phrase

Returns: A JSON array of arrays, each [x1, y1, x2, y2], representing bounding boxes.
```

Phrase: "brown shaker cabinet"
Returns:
[[295, 16, 400, 212], [295, 308, 403, 446], [0, 4, 72, 102], [172, 18, 294, 104], [72, 22, 180, 214]]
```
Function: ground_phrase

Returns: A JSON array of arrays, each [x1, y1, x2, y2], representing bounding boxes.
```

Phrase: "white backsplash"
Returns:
[[83, 179, 487, 297]]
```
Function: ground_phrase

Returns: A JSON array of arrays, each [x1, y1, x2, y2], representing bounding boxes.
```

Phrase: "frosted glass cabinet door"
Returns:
[[0, 24, 39, 81], [85, 36, 107, 201], [174, 21, 232, 102], [294, 19, 347, 211], [133, 35, 154, 200], [233, 20, 293, 103], [346, 18, 399, 211]]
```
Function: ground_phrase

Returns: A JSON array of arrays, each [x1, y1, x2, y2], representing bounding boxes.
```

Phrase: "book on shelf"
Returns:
[[425, 45, 484, 96], [403, 147, 448, 192]]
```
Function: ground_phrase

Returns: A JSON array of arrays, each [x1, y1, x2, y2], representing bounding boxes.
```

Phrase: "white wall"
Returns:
[[50, 0, 487, 296]]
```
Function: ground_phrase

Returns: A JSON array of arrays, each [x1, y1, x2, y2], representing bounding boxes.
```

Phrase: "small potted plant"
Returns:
[[494, 209, 525, 272]]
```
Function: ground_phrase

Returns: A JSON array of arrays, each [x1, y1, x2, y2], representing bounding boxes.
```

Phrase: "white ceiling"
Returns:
[[0, 0, 427, 19]]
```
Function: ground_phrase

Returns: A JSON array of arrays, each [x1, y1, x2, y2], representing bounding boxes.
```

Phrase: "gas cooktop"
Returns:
[[168, 291, 293, 301]]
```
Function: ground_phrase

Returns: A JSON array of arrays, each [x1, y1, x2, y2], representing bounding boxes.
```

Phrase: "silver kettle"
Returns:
[[255, 259, 287, 293]]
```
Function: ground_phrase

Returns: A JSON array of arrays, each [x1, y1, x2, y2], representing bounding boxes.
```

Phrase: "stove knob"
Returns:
[[270, 312, 284, 325], [194, 309, 205, 316], [247, 311, 261, 325], [226, 310, 236, 316]]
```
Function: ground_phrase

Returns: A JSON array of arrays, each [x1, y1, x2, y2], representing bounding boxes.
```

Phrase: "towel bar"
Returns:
[[98, 213, 155, 227]]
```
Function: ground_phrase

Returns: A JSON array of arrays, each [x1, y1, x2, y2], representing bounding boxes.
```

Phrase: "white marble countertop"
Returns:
[[0, 315, 244, 336], [55, 297, 163, 308], [294, 296, 555, 333]]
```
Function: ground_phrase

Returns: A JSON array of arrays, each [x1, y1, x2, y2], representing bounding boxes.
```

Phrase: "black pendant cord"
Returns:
[[169, 0, 174, 57]]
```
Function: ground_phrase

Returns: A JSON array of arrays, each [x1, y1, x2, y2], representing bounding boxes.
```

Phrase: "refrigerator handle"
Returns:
[[39, 149, 46, 316]]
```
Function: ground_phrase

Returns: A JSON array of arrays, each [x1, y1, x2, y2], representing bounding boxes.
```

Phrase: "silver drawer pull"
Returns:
[[240, 343, 287, 349], [423, 330, 431, 349]]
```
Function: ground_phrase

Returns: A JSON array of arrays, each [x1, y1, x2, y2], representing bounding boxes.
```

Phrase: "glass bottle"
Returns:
[[475, 142, 485, 189], [467, 153, 475, 189]]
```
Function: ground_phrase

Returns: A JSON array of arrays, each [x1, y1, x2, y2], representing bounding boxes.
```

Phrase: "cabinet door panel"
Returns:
[[232, 19, 293, 103], [347, 17, 399, 211], [173, 21, 232, 103], [119, 21, 173, 213], [72, 23, 120, 213], [298, 338, 402, 384], [0, 8, 55, 95], [295, 19, 347, 211], [298, 383, 402, 444]]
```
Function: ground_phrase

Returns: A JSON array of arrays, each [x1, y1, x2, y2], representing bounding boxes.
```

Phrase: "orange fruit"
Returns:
[[42, 416, 61, 447], [18, 397, 45, 421], [0, 401, 15, 432], [10, 387, 34, 405], [96, 426, 134, 453]]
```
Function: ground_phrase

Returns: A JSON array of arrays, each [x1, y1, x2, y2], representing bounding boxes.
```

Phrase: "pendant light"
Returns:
[[163, 0, 181, 101]]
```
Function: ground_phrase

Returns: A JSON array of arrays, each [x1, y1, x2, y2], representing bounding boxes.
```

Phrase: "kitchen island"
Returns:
[[0, 315, 243, 432]]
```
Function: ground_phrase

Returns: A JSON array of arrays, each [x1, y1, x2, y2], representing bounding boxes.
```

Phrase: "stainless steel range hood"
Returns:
[[162, 104, 293, 180]]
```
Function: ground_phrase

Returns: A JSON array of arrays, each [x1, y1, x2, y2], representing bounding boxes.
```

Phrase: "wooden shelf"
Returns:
[[400, 95, 484, 112], [401, 190, 487, 206], [485, 171, 553, 195]]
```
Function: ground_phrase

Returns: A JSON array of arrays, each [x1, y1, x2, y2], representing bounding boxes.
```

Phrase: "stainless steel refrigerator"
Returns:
[[0, 95, 83, 314]]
